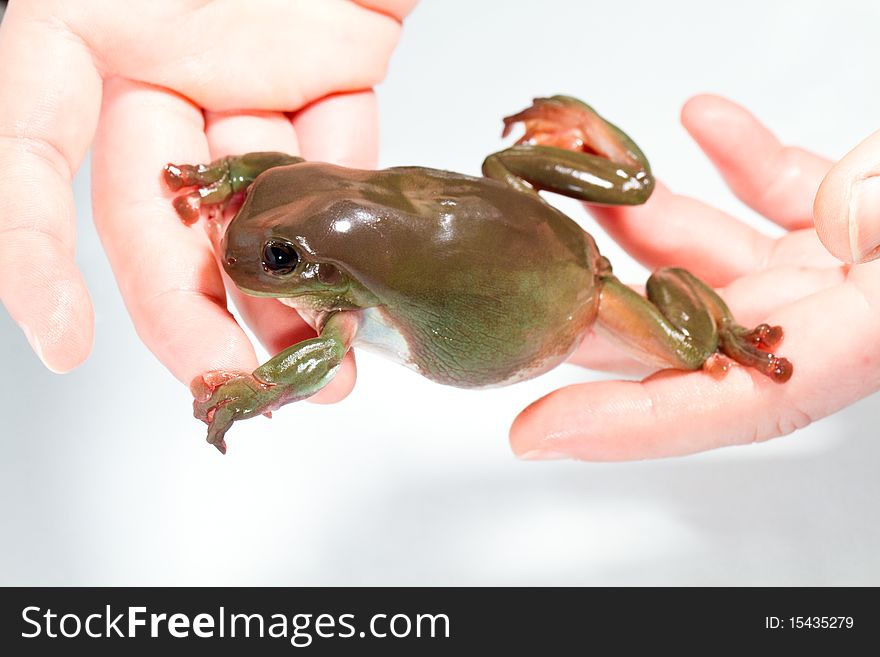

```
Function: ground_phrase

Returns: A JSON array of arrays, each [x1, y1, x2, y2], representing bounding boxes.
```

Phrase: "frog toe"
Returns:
[[740, 323, 785, 350], [171, 192, 201, 225], [163, 163, 206, 191]]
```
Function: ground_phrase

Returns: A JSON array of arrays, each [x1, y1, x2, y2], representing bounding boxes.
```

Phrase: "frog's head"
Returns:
[[220, 199, 380, 311]]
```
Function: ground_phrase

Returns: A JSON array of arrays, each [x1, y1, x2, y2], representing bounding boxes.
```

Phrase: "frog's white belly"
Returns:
[[353, 306, 416, 370], [276, 299, 415, 371]]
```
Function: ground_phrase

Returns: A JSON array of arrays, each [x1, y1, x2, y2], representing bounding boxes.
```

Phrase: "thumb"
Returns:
[[814, 129, 880, 263]]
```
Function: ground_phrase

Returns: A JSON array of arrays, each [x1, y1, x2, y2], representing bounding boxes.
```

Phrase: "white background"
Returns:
[[1, 0, 879, 585]]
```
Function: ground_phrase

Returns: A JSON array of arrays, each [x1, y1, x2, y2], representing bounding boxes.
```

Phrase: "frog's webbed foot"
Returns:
[[163, 152, 305, 225], [163, 160, 235, 226], [502, 96, 637, 164], [191, 371, 280, 454], [484, 96, 654, 204]]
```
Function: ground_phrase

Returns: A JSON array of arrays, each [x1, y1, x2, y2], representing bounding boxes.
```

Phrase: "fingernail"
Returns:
[[17, 322, 60, 374], [848, 176, 880, 262], [518, 448, 570, 461]]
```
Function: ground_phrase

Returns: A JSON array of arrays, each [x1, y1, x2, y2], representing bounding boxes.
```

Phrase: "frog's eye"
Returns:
[[261, 240, 299, 276]]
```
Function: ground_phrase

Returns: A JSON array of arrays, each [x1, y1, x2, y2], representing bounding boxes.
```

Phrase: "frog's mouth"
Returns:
[[232, 286, 284, 297], [230, 289, 329, 332], [232, 286, 333, 313], [232, 286, 310, 302]]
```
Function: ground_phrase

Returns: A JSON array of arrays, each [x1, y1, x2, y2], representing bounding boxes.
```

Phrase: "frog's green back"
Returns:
[[235, 163, 600, 387]]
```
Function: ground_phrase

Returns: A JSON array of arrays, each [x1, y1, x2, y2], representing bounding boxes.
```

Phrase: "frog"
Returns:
[[163, 95, 792, 454]]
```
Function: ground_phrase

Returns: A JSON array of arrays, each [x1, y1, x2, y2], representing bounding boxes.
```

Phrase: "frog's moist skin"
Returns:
[[164, 96, 793, 453], [221, 163, 604, 388]]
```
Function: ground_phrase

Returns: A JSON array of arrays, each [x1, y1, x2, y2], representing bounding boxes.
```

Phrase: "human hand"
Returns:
[[510, 94, 880, 460], [0, 0, 415, 403], [814, 125, 880, 263]]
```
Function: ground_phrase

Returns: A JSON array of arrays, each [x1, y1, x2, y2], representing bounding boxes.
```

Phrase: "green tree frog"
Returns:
[[164, 96, 792, 453]]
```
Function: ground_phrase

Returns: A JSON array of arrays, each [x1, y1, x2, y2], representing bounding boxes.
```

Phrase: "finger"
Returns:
[[93, 78, 259, 384], [204, 109, 301, 159], [567, 330, 654, 376], [682, 94, 831, 231], [291, 90, 379, 168], [351, 0, 420, 21], [204, 110, 356, 403], [718, 265, 845, 326], [203, 109, 307, 357], [0, 3, 101, 371], [513, 371, 769, 461], [767, 228, 843, 271], [587, 183, 773, 286], [205, 111, 306, 346], [511, 264, 880, 461], [814, 129, 880, 263], [288, 90, 382, 400], [587, 183, 840, 286]]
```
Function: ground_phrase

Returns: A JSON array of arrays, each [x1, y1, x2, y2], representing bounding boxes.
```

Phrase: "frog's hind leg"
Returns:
[[163, 152, 304, 224], [482, 95, 654, 204], [597, 268, 792, 382]]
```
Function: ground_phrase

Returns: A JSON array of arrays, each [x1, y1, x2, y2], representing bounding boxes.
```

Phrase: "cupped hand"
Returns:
[[0, 0, 415, 403], [511, 95, 880, 461]]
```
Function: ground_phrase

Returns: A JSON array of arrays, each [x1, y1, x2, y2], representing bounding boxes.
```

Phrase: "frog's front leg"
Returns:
[[163, 152, 304, 224], [482, 95, 654, 204], [598, 268, 792, 382], [191, 311, 358, 453]]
